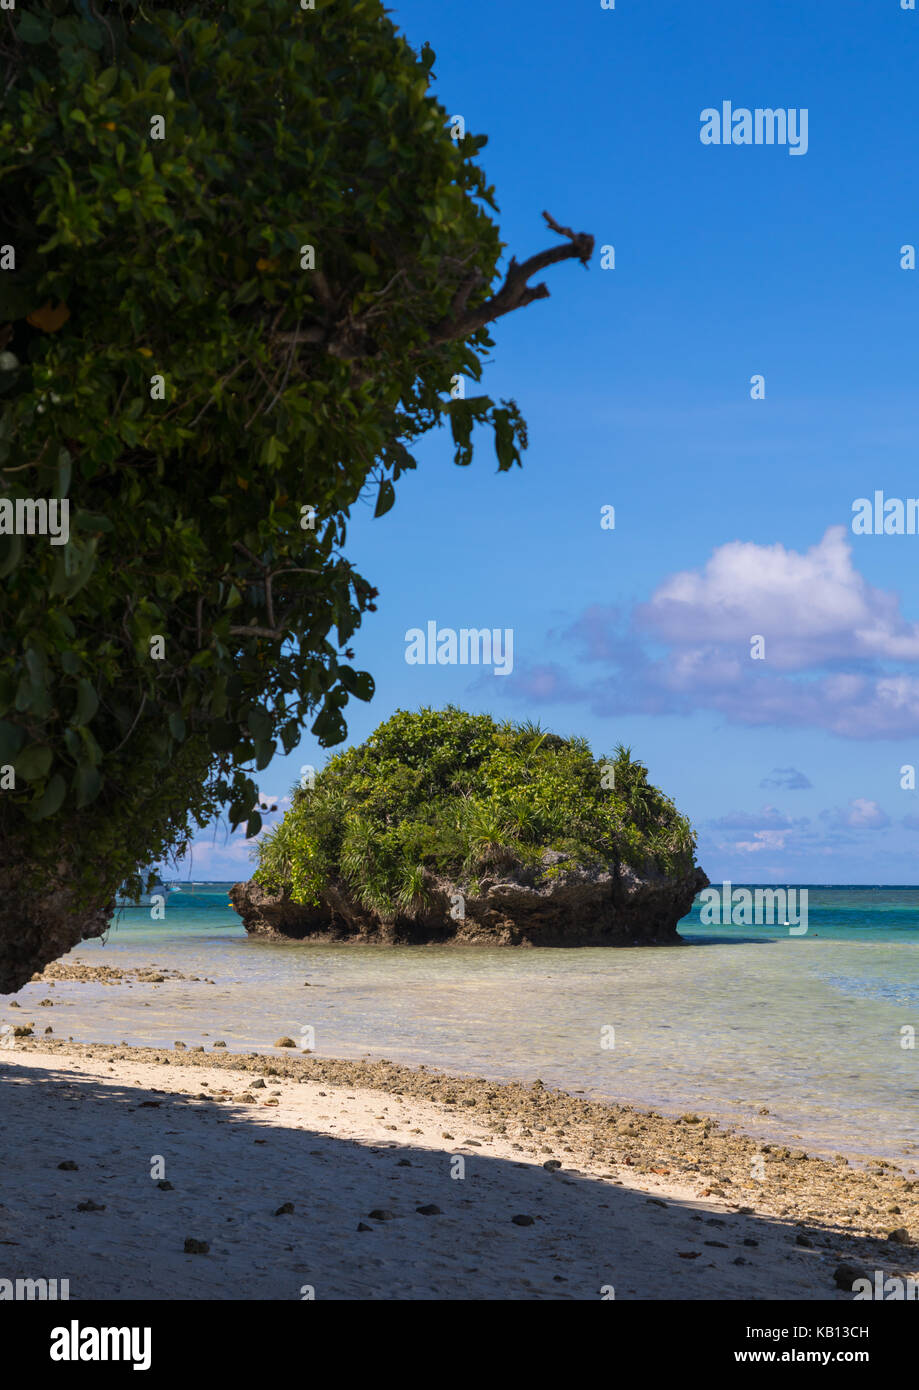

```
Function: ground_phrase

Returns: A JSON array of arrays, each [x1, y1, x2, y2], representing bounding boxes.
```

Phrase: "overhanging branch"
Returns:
[[267, 211, 594, 367], [427, 211, 594, 347]]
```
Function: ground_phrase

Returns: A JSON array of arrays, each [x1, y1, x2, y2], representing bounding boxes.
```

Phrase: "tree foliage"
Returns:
[[254, 707, 699, 914], [0, 0, 592, 907]]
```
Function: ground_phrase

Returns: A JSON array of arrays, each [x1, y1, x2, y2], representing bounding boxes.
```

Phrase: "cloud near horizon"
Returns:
[[497, 527, 919, 739], [820, 797, 891, 830], [699, 797, 893, 865], [156, 792, 291, 881]]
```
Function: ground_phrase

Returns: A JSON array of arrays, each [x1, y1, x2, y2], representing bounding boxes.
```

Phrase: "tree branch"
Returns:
[[267, 212, 593, 365], [427, 211, 593, 347], [229, 626, 286, 640]]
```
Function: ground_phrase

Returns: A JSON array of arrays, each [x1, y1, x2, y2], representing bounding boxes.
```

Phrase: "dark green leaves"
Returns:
[[49, 538, 98, 600], [26, 774, 67, 820], [338, 666, 374, 701], [0, 721, 25, 765], [15, 744, 53, 781], [0, 0, 550, 920], [16, 11, 50, 44], [312, 704, 348, 747], [374, 479, 395, 517], [247, 707, 273, 740], [0, 534, 23, 579], [72, 679, 99, 727], [73, 762, 102, 808], [74, 510, 115, 533]]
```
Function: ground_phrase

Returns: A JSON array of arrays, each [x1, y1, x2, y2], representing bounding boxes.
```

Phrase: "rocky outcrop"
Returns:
[[0, 864, 115, 995], [230, 854, 709, 947]]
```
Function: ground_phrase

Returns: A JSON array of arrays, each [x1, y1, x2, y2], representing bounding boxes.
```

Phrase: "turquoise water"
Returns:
[[10, 884, 919, 1166], [114, 882, 919, 947]]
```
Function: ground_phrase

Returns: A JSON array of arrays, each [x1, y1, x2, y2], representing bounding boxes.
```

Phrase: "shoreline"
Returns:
[[7, 950, 916, 1170], [2, 1039, 917, 1300]]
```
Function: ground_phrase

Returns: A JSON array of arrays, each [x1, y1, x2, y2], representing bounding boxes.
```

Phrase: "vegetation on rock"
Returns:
[[253, 707, 698, 914]]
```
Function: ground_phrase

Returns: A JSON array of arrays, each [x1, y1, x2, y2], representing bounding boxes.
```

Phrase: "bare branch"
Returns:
[[272, 325, 327, 347], [229, 625, 286, 640], [233, 540, 267, 571], [427, 211, 593, 347], [112, 694, 147, 754]]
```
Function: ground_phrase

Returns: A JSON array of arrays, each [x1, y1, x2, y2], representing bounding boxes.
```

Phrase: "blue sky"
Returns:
[[178, 0, 919, 885]]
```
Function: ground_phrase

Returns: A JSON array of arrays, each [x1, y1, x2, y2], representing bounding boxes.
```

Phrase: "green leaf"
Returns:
[[0, 533, 23, 579], [72, 679, 98, 727], [279, 719, 299, 754], [253, 738, 275, 770], [338, 666, 374, 701], [26, 774, 67, 821], [247, 707, 272, 740], [24, 647, 48, 687], [0, 721, 25, 764], [49, 538, 97, 599], [15, 744, 53, 782], [16, 11, 50, 43], [57, 449, 72, 497], [77, 727, 102, 767], [168, 712, 186, 741], [351, 251, 378, 277], [74, 511, 114, 533], [95, 66, 119, 98], [73, 762, 102, 809], [312, 704, 348, 747], [374, 479, 395, 517]]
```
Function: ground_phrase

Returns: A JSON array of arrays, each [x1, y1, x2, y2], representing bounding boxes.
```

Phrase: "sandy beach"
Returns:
[[2, 1036, 917, 1300]]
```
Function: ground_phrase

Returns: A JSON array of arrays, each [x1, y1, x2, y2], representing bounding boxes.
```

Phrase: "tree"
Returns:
[[0, 0, 593, 992]]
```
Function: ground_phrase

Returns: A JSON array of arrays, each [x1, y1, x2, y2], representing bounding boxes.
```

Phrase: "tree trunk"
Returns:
[[0, 863, 114, 994]]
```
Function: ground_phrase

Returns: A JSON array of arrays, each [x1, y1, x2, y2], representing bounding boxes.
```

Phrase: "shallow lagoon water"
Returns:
[[13, 884, 919, 1166]]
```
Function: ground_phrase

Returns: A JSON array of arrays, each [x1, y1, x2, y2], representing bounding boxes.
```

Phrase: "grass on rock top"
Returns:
[[252, 707, 698, 914]]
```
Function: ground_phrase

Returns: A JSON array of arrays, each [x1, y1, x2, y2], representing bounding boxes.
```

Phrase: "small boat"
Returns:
[[114, 881, 171, 909]]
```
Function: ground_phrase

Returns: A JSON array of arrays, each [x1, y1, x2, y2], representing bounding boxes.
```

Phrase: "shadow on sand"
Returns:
[[0, 1059, 900, 1301]]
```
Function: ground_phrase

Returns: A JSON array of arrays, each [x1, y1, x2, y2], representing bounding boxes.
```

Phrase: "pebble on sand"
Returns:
[[833, 1262, 869, 1290]]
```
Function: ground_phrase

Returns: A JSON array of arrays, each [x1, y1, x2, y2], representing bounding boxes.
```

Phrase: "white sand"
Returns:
[[0, 1048, 862, 1300]]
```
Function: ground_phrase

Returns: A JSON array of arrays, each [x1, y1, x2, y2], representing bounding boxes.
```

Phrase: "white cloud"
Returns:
[[640, 526, 919, 668]]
